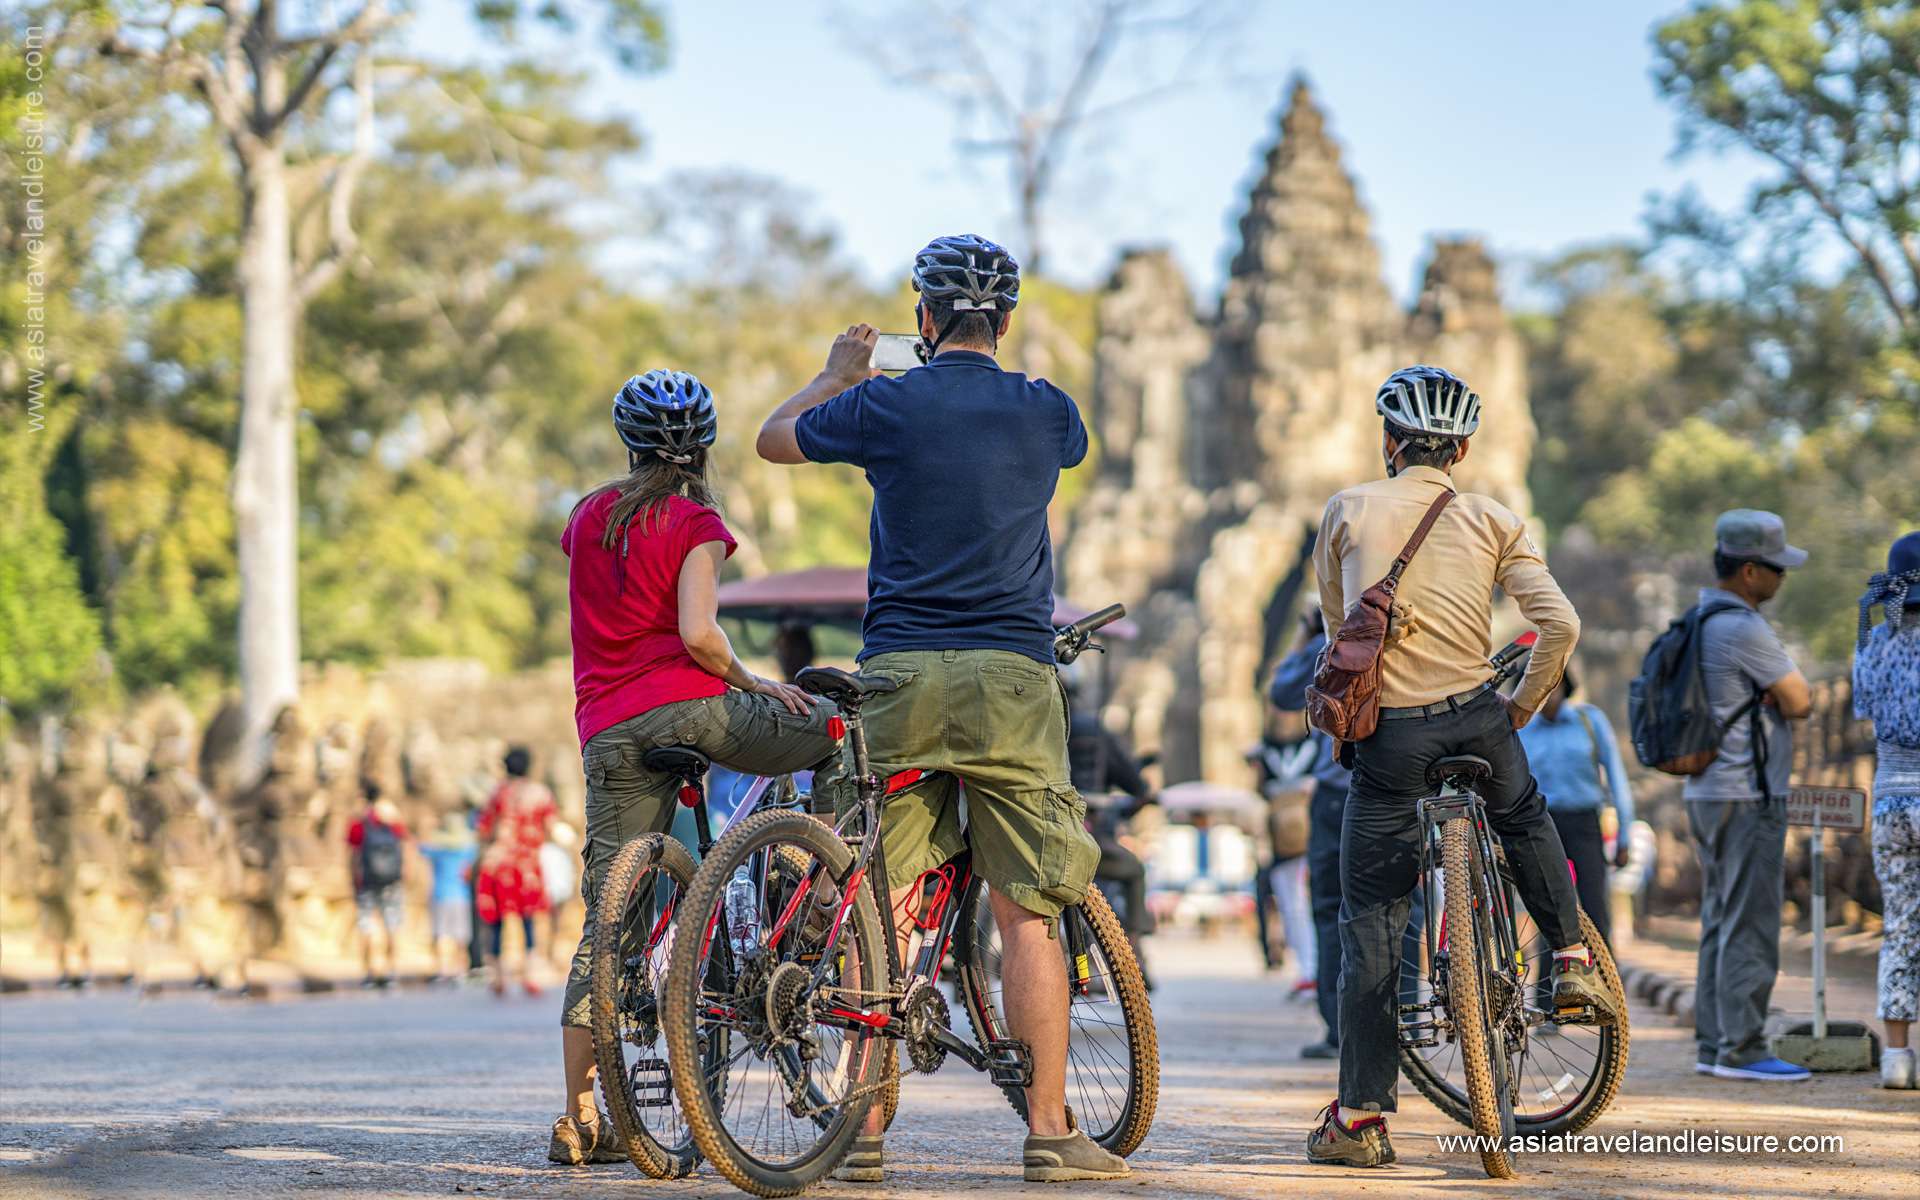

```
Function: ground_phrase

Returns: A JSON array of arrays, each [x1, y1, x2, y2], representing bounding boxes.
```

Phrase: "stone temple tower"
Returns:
[[1066, 76, 1537, 784]]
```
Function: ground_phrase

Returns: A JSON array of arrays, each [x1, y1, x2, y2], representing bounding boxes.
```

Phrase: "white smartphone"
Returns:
[[870, 333, 925, 373]]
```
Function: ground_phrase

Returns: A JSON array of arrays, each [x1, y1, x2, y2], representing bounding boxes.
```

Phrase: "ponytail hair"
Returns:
[[571, 448, 720, 556]]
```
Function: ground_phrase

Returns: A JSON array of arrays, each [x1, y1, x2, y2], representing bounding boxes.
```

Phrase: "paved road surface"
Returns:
[[1, 933, 1912, 1198]]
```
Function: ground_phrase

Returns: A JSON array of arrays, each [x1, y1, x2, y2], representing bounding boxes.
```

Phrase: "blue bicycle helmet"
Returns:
[[612, 370, 717, 463]]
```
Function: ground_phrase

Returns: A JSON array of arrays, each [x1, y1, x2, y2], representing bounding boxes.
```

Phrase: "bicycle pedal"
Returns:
[[984, 1038, 1034, 1089], [629, 1057, 674, 1107], [1551, 1004, 1601, 1026]]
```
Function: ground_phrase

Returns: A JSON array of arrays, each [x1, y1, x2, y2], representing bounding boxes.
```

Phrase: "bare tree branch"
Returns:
[[297, 54, 375, 303]]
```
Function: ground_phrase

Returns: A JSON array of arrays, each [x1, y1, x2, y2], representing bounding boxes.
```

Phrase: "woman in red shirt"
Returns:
[[551, 369, 844, 1166]]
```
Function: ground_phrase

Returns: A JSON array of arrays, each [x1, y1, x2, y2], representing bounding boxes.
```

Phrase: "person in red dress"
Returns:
[[549, 369, 847, 1166], [476, 745, 553, 997]]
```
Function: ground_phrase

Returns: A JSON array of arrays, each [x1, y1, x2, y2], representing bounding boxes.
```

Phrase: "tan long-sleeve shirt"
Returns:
[[1313, 465, 1579, 713]]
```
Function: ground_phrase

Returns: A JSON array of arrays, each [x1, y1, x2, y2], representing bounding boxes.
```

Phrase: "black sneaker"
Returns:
[[1551, 953, 1621, 1024], [1306, 1104, 1395, 1167], [1300, 1040, 1339, 1060]]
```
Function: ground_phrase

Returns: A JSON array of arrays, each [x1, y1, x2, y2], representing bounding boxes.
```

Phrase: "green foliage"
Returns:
[[0, 408, 105, 715], [1651, 0, 1920, 335]]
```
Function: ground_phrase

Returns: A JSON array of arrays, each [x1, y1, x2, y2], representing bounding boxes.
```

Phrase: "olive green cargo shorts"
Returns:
[[821, 649, 1099, 931], [562, 690, 845, 1028]]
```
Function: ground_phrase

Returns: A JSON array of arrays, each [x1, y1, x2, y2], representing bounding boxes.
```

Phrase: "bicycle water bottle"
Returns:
[[725, 867, 760, 960]]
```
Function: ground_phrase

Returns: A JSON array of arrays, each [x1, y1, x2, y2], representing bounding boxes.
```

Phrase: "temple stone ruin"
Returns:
[[1066, 78, 1536, 784]]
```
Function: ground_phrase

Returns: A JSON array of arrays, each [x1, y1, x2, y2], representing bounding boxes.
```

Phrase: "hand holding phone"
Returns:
[[870, 333, 926, 373]]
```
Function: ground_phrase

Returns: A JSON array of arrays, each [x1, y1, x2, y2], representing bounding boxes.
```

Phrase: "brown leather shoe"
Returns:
[[548, 1112, 629, 1165]]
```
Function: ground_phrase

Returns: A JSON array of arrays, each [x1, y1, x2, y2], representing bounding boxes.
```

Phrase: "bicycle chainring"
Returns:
[[903, 984, 951, 1075]]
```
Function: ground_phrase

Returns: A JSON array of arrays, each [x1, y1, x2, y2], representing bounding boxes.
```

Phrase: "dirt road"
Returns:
[[1, 933, 1911, 1198]]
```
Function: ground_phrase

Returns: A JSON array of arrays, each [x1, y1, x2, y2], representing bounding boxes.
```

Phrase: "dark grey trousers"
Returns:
[[1687, 798, 1787, 1067], [1337, 689, 1583, 1112]]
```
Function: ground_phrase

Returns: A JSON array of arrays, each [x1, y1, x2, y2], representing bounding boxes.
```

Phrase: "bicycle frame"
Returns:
[[1401, 779, 1526, 1053]]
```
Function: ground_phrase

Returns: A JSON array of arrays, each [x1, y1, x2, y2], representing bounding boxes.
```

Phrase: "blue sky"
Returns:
[[409, 1, 1768, 307]]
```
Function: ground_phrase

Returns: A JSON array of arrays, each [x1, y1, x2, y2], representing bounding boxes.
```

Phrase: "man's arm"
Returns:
[[756, 325, 878, 464], [1496, 524, 1581, 723], [1312, 500, 1346, 638], [1762, 668, 1812, 719]]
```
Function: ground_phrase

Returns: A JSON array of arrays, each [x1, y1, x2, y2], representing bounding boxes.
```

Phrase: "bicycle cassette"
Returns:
[[903, 985, 951, 1075]]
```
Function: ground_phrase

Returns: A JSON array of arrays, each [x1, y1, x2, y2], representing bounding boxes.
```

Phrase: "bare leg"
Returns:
[[1888, 1019, 1911, 1050], [860, 882, 921, 1136], [990, 887, 1070, 1137], [562, 1026, 598, 1122]]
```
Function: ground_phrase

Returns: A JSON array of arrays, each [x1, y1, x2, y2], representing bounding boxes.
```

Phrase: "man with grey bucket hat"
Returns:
[[1687, 508, 1815, 1082]]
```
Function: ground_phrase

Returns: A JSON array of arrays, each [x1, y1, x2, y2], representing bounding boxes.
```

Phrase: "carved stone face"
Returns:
[[268, 708, 313, 782]]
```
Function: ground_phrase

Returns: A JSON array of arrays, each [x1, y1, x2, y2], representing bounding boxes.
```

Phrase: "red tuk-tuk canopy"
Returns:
[[715, 565, 1137, 639]]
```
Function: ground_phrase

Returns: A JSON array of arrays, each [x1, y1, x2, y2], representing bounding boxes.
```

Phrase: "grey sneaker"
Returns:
[[1023, 1115, 1129, 1183], [832, 1134, 884, 1183], [548, 1112, 628, 1165], [1551, 953, 1621, 1024], [1306, 1104, 1395, 1167]]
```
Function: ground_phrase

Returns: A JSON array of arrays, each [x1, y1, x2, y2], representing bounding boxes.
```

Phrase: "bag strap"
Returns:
[[1383, 491, 1456, 589], [1574, 706, 1608, 793]]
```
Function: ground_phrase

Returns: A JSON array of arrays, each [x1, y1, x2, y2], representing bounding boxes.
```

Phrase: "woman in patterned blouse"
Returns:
[[1854, 530, 1920, 1090]]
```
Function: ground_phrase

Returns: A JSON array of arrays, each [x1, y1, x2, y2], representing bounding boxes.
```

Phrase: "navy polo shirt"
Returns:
[[795, 350, 1088, 664]]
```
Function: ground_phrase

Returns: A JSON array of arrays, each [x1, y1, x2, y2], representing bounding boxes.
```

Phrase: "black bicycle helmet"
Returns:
[[1375, 364, 1481, 439], [912, 234, 1020, 351], [612, 370, 717, 463]]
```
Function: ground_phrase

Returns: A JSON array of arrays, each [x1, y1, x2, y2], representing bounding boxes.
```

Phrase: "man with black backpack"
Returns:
[[1632, 509, 1812, 1081], [347, 780, 410, 988]]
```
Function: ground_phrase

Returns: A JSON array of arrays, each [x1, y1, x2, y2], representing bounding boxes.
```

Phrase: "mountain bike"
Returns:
[[588, 755, 810, 1177], [1392, 633, 1629, 1179], [660, 605, 1157, 1197]]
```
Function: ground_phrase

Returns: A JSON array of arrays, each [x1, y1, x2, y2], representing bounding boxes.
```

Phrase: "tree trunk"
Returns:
[[231, 144, 302, 781]]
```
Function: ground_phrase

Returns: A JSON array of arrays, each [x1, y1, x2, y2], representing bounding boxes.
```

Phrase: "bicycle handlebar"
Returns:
[[1489, 630, 1538, 683], [1053, 603, 1126, 665]]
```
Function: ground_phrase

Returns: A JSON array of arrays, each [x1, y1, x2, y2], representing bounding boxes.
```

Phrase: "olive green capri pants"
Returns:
[[561, 690, 844, 1028]]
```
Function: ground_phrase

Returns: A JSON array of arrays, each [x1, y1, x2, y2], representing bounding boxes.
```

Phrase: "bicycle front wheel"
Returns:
[[955, 879, 1158, 1155], [590, 833, 700, 1177], [1440, 817, 1517, 1179], [662, 808, 889, 1198]]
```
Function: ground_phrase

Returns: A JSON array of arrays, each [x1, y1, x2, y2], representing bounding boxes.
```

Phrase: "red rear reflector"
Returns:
[[885, 769, 924, 795], [1516, 631, 1539, 647], [827, 716, 846, 740], [678, 785, 700, 808]]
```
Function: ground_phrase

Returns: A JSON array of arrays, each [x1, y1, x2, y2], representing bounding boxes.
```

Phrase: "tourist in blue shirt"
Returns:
[[1517, 665, 1634, 948], [419, 812, 478, 983], [757, 235, 1122, 1184]]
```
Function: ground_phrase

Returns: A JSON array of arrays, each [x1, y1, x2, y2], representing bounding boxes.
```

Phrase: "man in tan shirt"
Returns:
[[1305, 365, 1617, 1170]]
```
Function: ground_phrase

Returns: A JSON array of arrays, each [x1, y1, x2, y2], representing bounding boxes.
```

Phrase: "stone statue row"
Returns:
[[0, 702, 575, 990]]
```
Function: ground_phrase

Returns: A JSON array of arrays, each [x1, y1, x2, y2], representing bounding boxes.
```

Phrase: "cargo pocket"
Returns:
[[1036, 785, 1098, 909]]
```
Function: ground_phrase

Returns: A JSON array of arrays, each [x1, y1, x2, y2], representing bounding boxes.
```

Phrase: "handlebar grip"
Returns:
[[1068, 603, 1127, 639]]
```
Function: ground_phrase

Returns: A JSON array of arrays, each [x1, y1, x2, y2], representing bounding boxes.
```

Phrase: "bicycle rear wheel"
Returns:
[[955, 879, 1158, 1155], [590, 833, 701, 1177], [1440, 817, 1517, 1179], [662, 808, 889, 1198], [1400, 886, 1628, 1136]]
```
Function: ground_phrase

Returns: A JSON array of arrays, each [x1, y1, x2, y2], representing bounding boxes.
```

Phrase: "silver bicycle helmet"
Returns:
[[1375, 365, 1481, 438]]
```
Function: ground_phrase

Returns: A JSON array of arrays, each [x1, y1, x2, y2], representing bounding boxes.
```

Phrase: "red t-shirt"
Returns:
[[563, 491, 738, 743]]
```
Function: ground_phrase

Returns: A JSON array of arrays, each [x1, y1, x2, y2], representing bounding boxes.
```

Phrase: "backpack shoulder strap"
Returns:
[[1384, 491, 1456, 585]]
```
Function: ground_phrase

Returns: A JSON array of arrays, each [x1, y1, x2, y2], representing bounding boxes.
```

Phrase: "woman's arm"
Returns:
[[678, 541, 817, 715]]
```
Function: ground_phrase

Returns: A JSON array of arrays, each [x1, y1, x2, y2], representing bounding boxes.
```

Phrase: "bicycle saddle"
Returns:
[[795, 666, 900, 704], [642, 746, 711, 779], [1425, 754, 1493, 787]]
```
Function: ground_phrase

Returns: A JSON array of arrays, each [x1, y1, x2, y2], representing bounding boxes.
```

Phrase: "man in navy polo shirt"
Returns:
[[758, 235, 1125, 1184]]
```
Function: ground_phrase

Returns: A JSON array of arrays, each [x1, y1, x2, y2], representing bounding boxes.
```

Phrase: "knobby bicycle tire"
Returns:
[[954, 879, 1159, 1156], [590, 833, 701, 1178], [1441, 817, 1517, 1179], [1401, 900, 1629, 1136], [661, 808, 888, 1198]]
